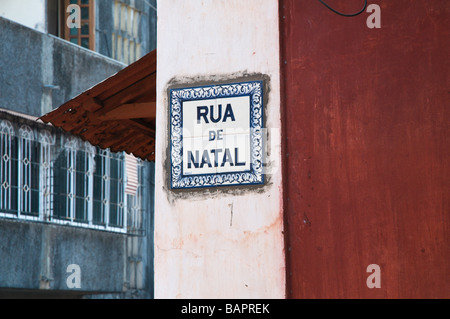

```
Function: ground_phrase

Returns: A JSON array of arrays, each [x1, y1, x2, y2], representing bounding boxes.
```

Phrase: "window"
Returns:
[[0, 115, 144, 233], [40, 130, 55, 220], [92, 148, 125, 227], [53, 137, 94, 223], [112, 1, 142, 64], [18, 125, 40, 217], [51, 136, 131, 230], [0, 120, 18, 214], [63, 0, 95, 50], [93, 149, 143, 231]]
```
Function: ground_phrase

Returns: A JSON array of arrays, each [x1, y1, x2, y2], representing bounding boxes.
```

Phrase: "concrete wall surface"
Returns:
[[0, 17, 125, 117], [0, 218, 125, 294], [155, 0, 285, 298]]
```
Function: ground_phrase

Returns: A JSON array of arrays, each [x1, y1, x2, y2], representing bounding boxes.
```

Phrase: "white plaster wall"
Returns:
[[155, 0, 285, 299], [0, 0, 46, 32]]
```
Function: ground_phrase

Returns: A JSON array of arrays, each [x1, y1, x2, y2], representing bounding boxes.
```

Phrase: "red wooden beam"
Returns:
[[98, 102, 156, 121]]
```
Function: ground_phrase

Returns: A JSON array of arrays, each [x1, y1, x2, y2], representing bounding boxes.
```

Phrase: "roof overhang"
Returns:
[[40, 50, 156, 161]]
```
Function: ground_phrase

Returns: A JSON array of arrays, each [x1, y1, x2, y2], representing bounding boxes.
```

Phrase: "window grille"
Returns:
[[0, 120, 18, 214], [53, 136, 76, 221], [0, 117, 144, 234], [18, 125, 40, 217], [93, 148, 125, 228], [112, 0, 143, 64]]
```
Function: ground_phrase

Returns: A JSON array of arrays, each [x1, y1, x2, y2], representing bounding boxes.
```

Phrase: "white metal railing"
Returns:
[[0, 118, 144, 234]]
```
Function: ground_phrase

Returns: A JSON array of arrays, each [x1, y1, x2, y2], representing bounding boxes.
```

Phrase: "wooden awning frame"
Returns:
[[40, 50, 157, 161]]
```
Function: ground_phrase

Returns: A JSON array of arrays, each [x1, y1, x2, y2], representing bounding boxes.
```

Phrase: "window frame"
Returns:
[[63, 0, 96, 51], [18, 125, 41, 218], [51, 137, 127, 232], [0, 120, 18, 216]]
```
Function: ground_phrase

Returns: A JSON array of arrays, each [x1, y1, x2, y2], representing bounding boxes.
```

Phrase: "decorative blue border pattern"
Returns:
[[170, 80, 264, 189]]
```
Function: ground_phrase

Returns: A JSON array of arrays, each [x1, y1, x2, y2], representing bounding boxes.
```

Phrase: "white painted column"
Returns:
[[155, 0, 285, 299]]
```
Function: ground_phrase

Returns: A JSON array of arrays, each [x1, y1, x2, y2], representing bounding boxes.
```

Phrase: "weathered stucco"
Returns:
[[155, 0, 285, 298], [0, 17, 126, 117], [0, 218, 125, 294]]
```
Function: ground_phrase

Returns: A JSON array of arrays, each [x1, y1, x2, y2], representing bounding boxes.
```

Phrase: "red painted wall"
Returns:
[[280, 0, 449, 298]]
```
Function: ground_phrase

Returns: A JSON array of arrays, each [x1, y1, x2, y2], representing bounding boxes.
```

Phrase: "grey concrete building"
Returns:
[[0, 0, 156, 299]]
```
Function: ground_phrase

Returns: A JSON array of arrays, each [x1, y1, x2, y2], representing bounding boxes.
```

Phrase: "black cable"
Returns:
[[317, 0, 367, 17]]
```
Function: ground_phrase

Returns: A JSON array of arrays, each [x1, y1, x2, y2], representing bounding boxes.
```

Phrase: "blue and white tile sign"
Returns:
[[170, 81, 264, 189]]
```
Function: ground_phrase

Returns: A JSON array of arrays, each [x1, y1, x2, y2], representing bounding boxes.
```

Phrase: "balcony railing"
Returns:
[[0, 114, 145, 234]]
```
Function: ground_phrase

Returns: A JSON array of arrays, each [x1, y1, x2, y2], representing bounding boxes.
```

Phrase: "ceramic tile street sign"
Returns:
[[170, 81, 264, 189]]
